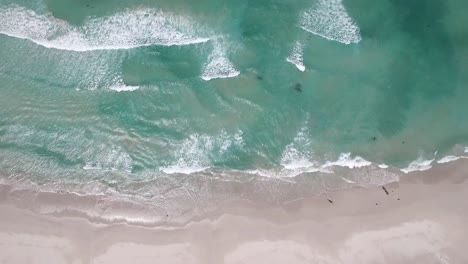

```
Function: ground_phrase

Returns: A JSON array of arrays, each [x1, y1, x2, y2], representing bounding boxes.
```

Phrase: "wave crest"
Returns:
[[201, 41, 240, 81], [0, 5, 209, 51], [286, 41, 306, 72], [300, 0, 361, 44]]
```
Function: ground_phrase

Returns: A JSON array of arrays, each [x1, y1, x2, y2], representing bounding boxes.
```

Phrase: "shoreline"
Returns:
[[0, 158, 467, 227], [1, 160, 468, 263]]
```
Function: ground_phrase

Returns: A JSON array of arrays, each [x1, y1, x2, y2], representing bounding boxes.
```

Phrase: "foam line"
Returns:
[[286, 41, 306, 72], [201, 41, 240, 81], [322, 153, 372, 169], [437, 156, 460, 164], [109, 84, 140, 92], [401, 158, 434, 174], [160, 131, 244, 175], [300, 0, 361, 44], [0, 5, 209, 52]]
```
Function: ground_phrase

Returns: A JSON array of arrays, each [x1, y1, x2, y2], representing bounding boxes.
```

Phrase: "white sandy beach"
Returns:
[[0, 160, 467, 264]]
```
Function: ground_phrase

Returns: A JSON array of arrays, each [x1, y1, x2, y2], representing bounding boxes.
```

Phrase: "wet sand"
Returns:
[[0, 160, 467, 264]]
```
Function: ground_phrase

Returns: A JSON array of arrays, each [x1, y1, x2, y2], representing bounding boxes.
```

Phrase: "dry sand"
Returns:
[[0, 160, 467, 264]]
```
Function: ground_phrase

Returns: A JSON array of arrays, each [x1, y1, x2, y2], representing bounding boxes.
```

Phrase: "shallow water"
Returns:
[[0, 0, 468, 197]]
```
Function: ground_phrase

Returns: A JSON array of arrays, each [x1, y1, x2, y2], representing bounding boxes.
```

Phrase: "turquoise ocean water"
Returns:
[[1, 0, 468, 216]]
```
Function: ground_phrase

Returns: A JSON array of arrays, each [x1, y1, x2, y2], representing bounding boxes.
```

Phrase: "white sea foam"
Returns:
[[279, 123, 374, 177], [281, 146, 315, 170], [109, 84, 140, 92], [0, 5, 209, 52], [280, 124, 320, 175], [160, 134, 213, 175], [279, 146, 322, 177], [437, 155, 460, 164], [83, 145, 133, 173], [323, 153, 372, 169], [286, 41, 305, 72], [160, 130, 244, 175], [401, 157, 434, 174], [465, 146, 468, 153], [201, 41, 240, 81], [378, 164, 389, 169], [300, 0, 361, 44], [160, 165, 209, 175], [280, 133, 313, 170]]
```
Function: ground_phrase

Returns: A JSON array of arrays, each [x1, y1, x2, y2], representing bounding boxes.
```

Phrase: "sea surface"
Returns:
[[1, 0, 468, 220]]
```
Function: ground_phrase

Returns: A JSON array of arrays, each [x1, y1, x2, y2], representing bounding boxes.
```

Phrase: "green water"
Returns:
[[1, 0, 468, 189]]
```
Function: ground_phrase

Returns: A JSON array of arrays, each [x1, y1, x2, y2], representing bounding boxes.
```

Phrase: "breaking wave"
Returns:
[[0, 5, 209, 52], [300, 0, 361, 44], [201, 40, 240, 81], [286, 41, 306, 72]]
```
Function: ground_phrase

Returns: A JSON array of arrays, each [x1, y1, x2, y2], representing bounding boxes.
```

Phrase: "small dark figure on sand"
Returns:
[[382, 186, 389, 195]]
